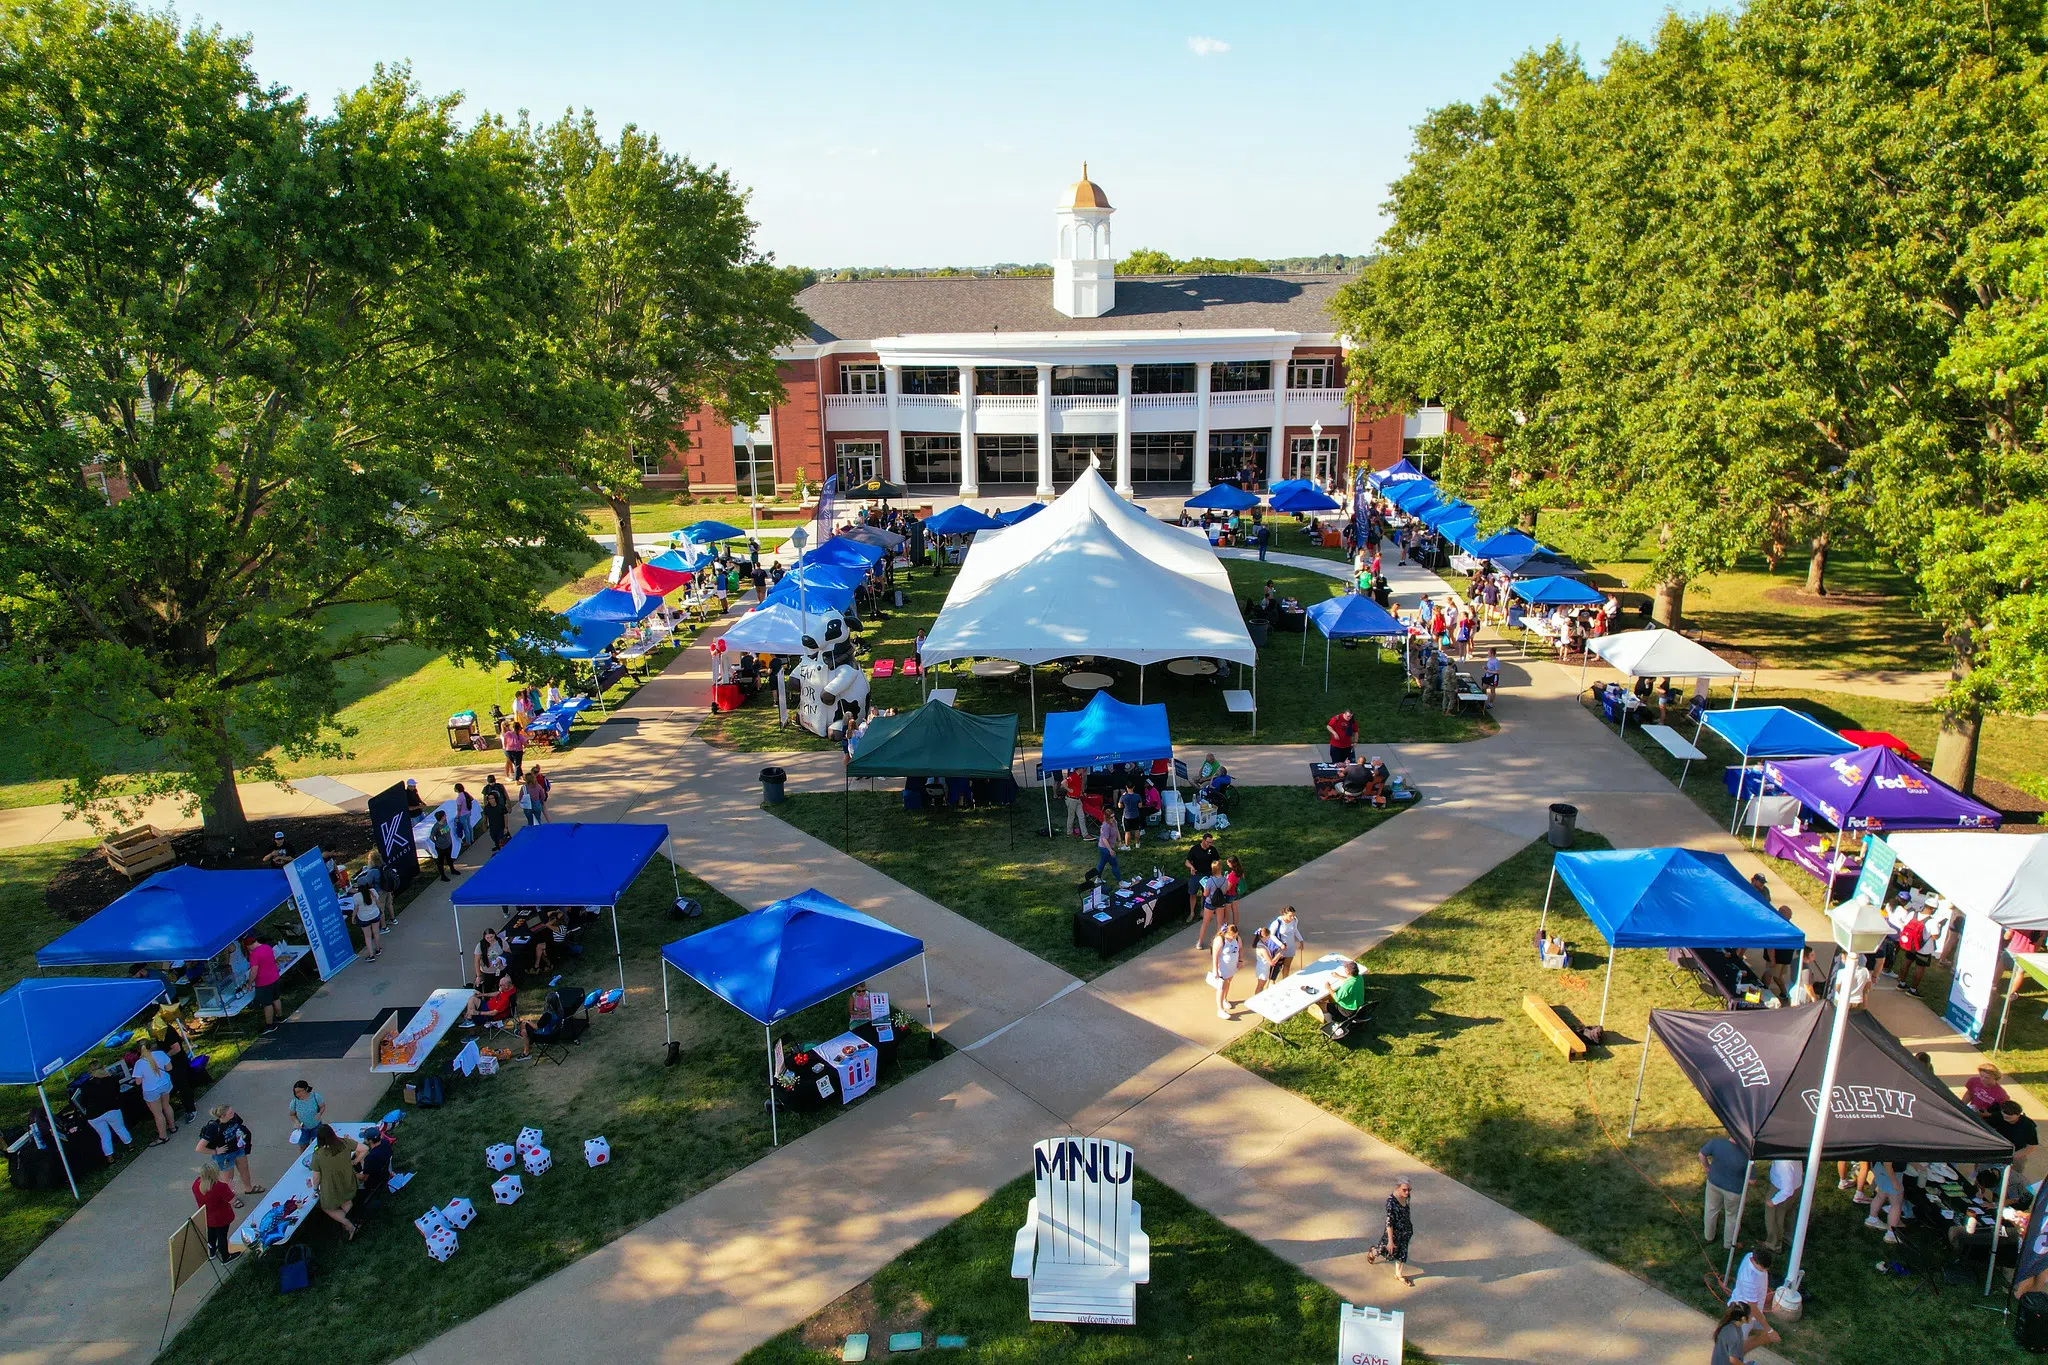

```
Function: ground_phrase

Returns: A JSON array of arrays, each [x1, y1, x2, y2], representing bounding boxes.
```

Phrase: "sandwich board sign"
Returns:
[[1338, 1303, 1402, 1365]]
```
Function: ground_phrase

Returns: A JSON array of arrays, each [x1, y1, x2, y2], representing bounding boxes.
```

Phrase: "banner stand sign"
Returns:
[[1852, 835, 1898, 909], [1946, 905, 2004, 1042], [1338, 1303, 1402, 1365], [283, 847, 358, 981], [367, 780, 421, 891]]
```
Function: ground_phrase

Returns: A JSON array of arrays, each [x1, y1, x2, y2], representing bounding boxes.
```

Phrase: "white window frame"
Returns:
[[1288, 357, 1338, 390], [840, 363, 885, 395]]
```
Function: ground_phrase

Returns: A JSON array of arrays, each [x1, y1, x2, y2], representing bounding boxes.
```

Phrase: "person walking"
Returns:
[[480, 775, 510, 851], [1209, 923, 1242, 1019], [360, 847, 393, 931], [128, 1046, 176, 1145], [1700, 1135, 1748, 1251], [502, 721, 527, 781], [520, 771, 547, 826], [1367, 1179, 1417, 1285], [1326, 709, 1359, 763], [428, 810, 459, 879], [1117, 781, 1145, 851], [194, 1104, 260, 1205], [452, 782, 477, 845], [192, 1166, 239, 1264], [310, 1125, 360, 1240], [247, 933, 281, 1033], [353, 876, 384, 960], [286, 1080, 326, 1152], [1095, 811, 1121, 883], [1710, 1300, 1780, 1364]]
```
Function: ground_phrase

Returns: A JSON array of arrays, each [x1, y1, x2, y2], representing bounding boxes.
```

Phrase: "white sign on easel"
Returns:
[[1338, 1303, 1402, 1365]]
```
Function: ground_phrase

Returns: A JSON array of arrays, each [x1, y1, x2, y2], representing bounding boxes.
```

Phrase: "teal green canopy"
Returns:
[[846, 703, 1018, 778]]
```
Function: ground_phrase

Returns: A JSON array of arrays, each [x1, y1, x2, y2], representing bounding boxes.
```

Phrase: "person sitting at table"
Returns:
[[1991, 1100, 2041, 1170], [1327, 961, 1371, 1027], [1966, 1063, 2010, 1115], [459, 981, 517, 1029]]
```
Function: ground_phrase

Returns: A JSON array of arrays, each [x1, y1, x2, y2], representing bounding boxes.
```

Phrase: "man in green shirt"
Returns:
[[1329, 962, 1368, 1022]]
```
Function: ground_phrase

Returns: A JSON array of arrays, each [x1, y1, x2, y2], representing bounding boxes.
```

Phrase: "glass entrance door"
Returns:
[[1290, 436, 1338, 485], [834, 441, 882, 488]]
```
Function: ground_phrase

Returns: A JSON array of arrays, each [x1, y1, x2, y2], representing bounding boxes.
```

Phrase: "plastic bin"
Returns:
[[759, 766, 788, 805], [1247, 619, 1271, 649], [1547, 802, 1578, 849]]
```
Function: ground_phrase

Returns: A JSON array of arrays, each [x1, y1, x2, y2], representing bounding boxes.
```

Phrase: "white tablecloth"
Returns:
[[813, 1032, 878, 1106], [230, 1122, 379, 1251], [412, 798, 478, 860], [1240, 953, 1354, 1024]]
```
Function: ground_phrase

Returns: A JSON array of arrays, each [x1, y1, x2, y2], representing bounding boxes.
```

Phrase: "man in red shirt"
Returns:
[[247, 935, 282, 1035], [1326, 710, 1359, 763], [1062, 768, 1087, 837]]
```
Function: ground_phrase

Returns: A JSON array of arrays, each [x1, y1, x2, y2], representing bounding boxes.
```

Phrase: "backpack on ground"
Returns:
[[414, 1075, 445, 1108]]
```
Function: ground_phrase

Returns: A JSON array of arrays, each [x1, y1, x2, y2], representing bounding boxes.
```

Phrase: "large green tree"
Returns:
[[0, 1, 594, 843], [530, 113, 806, 571]]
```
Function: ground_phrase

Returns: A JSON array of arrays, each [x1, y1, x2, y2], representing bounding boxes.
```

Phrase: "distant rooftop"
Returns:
[[795, 273, 1349, 344]]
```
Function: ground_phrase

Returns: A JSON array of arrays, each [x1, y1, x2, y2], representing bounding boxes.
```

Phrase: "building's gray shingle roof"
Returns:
[[795, 273, 1348, 344]]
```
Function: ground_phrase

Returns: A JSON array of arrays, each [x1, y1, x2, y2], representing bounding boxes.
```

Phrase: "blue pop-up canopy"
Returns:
[[450, 823, 674, 990], [1542, 847, 1805, 1024], [1303, 594, 1409, 690], [0, 977, 169, 1198], [994, 503, 1046, 526], [563, 588, 664, 624], [1384, 479, 1439, 510], [924, 504, 1003, 535], [659, 887, 931, 1143], [1419, 499, 1474, 529], [0, 978, 168, 1085], [1701, 706, 1860, 836], [647, 545, 714, 574], [1185, 484, 1261, 511], [1371, 458, 1427, 485], [1270, 486, 1341, 514], [680, 520, 745, 543], [1435, 510, 1481, 544], [1465, 529, 1540, 562], [1510, 576, 1605, 606], [762, 574, 856, 614], [781, 560, 868, 592], [38, 866, 291, 967], [1269, 479, 1314, 496], [808, 536, 887, 568], [1041, 691, 1173, 772]]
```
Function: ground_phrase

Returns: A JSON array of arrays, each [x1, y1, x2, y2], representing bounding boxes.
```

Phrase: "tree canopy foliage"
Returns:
[[1337, 0, 2048, 789], [0, 1, 796, 838]]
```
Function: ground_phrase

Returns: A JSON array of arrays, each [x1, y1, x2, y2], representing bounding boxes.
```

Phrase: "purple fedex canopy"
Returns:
[[1763, 745, 2001, 832]]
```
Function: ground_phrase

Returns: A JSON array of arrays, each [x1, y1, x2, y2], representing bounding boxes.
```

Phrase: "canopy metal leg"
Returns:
[[1139, 665, 1144, 704], [39, 1085, 77, 1201], [1627, 1031, 1653, 1139], [1029, 667, 1036, 731], [661, 960, 672, 1045], [610, 904, 626, 993], [1598, 950, 1617, 1026], [1724, 1165, 1753, 1283], [1989, 1165, 2013, 1295], [453, 904, 466, 985], [1540, 862, 1557, 934], [921, 953, 936, 1034], [666, 832, 682, 903], [766, 1025, 779, 1147], [1325, 635, 1332, 692]]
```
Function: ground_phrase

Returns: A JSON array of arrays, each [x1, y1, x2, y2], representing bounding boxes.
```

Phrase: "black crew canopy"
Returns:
[[1643, 1003, 2013, 1164]]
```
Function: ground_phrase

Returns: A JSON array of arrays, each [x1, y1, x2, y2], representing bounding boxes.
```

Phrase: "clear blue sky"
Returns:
[[187, 0, 1677, 268]]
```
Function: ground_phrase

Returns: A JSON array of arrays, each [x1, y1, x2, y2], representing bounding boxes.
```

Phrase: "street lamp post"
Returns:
[[1780, 893, 1895, 1303], [743, 427, 760, 537], [1310, 420, 1325, 488]]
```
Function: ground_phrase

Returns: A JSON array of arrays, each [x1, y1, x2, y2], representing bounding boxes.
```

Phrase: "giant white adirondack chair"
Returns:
[[1011, 1136, 1149, 1325]]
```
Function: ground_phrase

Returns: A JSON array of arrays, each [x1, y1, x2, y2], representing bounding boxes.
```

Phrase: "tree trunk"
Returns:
[[1652, 577, 1687, 632], [1805, 533, 1830, 596], [1519, 508, 1540, 533], [609, 494, 640, 574], [199, 717, 249, 859], [1931, 630, 1982, 794]]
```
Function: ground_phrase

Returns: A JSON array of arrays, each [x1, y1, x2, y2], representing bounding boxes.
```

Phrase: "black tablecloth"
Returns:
[[1273, 604, 1307, 633], [1073, 878, 1189, 956], [851, 1020, 900, 1071]]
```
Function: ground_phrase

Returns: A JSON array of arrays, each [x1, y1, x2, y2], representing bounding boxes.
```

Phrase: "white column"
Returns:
[[1193, 361, 1213, 492], [1034, 362, 1055, 497], [884, 363, 903, 484], [1268, 353, 1289, 487], [1115, 362, 1134, 496], [957, 364, 978, 497]]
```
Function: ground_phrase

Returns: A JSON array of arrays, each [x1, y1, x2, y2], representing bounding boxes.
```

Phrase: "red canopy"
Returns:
[[615, 561, 690, 597], [1838, 730, 1924, 765]]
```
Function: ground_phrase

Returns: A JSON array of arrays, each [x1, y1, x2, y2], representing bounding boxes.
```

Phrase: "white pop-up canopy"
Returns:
[[719, 604, 841, 656], [1885, 832, 2048, 931], [920, 468, 1255, 669], [1586, 628, 1746, 681]]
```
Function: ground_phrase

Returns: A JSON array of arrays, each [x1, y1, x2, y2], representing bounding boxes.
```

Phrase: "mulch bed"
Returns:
[[1762, 585, 1900, 610], [1976, 777, 2046, 825], [45, 811, 377, 922]]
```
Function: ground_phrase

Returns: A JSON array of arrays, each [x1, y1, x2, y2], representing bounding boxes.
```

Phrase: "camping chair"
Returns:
[[470, 990, 517, 1034]]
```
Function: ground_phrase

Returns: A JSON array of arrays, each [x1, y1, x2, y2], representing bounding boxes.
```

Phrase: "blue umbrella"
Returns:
[[680, 520, 745, 544], [1271, 486, 1342, 514], [923, 505, 1003, 535], [1185, 484, 1260, 511]]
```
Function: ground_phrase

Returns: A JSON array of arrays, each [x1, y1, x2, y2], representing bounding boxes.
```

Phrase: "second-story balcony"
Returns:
[[824, 394, 887, 429]]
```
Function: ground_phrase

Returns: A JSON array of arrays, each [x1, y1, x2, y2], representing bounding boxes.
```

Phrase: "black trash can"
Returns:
[[1548, 802, 1578, 849], [759, 766, 788, 805], [1247, 619, 1271, 649]]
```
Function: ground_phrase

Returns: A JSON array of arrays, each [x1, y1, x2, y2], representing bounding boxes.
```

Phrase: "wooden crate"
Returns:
[[102, 825, 176, 880]]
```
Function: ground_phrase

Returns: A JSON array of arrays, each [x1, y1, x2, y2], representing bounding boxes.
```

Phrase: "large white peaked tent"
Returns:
[[920, 467, 1255, 668], [1885, 832, 2048, 932], [1586, 628, 1746, 681]]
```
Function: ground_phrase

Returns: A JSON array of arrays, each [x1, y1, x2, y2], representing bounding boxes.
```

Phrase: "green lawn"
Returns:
[[577, 487, 814, 537], [696, 557, 1490, 752], [1225, 833, 2027, 1365], [162, 860, 942, 1365], [770, 788, 1403, 979], [1534, 512, 1947, 673], [0, 557, 693, 809], [738, 1170, 1432, 1365]]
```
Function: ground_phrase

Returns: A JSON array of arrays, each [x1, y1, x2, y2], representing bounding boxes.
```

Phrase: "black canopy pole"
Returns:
[[1988, 1164, 2012, 1296]]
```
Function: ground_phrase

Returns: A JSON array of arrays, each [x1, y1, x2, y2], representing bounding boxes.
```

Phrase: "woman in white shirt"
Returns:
[[1210, 925, 1242, 1020], [132, 1046, 176, 1144]]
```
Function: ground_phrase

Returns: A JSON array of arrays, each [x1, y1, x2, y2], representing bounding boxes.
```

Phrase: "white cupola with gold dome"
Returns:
[[1053, 164, 1115, 319]]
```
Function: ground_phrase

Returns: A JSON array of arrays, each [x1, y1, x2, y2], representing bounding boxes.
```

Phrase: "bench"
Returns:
[[101, 825, 175, 880], [1013, 1136, 1148, 1325], [1523, 992, 1587, 1060]]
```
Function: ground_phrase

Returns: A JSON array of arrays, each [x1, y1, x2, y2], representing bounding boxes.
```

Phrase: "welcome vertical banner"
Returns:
[[1945, 907, 2004, 1041], [283, 847, 358, 980]]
